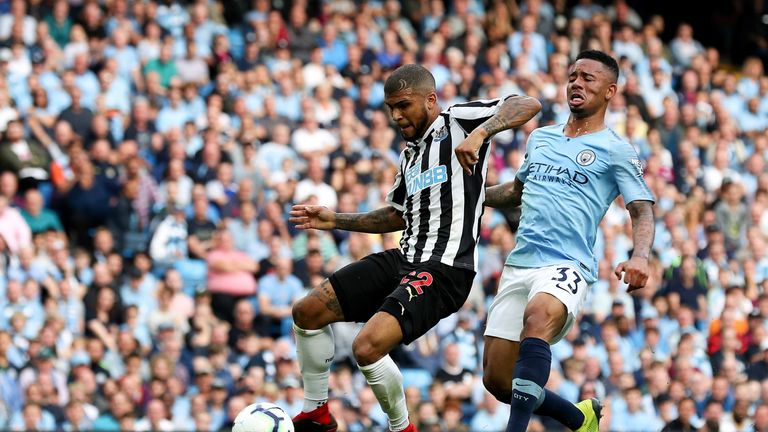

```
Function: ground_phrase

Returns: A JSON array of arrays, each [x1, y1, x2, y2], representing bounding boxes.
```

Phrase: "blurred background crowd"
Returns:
[[0, 0, 766, 430]]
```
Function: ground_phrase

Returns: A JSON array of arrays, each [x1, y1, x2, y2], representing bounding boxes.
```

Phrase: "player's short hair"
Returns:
[[576, 50, 619, 84], [384, 64, 436, 96]]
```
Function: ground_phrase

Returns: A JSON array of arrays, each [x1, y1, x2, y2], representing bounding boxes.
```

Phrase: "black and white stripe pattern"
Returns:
[[386, 97, 511, 272]]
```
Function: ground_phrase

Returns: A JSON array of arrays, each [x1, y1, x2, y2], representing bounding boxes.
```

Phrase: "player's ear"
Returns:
[[605, 82, 617, 101], [426, 91, 437, 109]]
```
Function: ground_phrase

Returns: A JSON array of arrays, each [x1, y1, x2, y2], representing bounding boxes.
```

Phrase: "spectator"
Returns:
[[20, 188, 63, 234], [470, 391, 510, 431], [0, 120, 51, 191], [205, 229, 257, 323], [135, 398, 174, 432], [91, 391, 133, 431], [670, 23, 705, 69], [257, 257, 303, 338], [293, 157, 338, 210], [149, 205, 187, 270], [610, 387, 664, 431], [143, 43, 177, 89], [0, 193, 31, 254]]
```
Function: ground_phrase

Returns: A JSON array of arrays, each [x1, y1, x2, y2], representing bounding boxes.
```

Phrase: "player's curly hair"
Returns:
[[384, 64, 436, 96], [576, 50, 619, 83]]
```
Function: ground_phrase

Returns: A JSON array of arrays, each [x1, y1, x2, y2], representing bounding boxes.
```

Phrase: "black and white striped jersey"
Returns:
[[386, 97, 512, 272]]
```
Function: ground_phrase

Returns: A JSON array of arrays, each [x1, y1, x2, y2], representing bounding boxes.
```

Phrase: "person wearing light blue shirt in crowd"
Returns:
[[739, 98, 768, 134], [183, 85, 207, 123], [257, 257, 304, 338], [8, 402, 57, 432], [320, 26, 349, 70], [0, 365, 21, 425], [99, 67, 131, 116], [156, 1, 189, 38], [274, 79, 303, 122], [507, 15, 548, 74], [156, 87, 189, 133], [256, 123, 299, 174], [721, 75, 746, 119], [470, 392, 511, 432], [102, 28, 140, 83], [119, 267, 157, 323], [72, 53, 100, 110], [227, 201, 259, 255], [610, 388, 664, 432], [190, 3, 227, 59]]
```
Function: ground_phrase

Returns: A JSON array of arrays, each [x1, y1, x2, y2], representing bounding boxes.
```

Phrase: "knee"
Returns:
[[483, 373, 512, 403], [352, 335, 385, 366], [292, 297, 324, 330]]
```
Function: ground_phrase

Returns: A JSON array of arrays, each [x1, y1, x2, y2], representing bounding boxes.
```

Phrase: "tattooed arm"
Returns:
[[626, 200, 655, 259], [484, 177, 524, 208], [456, 95, 542, 175], [289, 205, 406, 233], [614, 200, 655, 292]]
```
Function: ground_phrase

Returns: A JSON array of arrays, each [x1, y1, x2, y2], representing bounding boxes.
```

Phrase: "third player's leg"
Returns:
[[292, 279, 345, 330], [482, 336, 520, 402]]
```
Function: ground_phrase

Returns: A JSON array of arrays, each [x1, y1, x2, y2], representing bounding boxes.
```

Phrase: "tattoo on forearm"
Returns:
[[335, 207, 405, 233], [628, 200, 655, 259], [480, 96, 541, 137], [484, 179, 523, 208]]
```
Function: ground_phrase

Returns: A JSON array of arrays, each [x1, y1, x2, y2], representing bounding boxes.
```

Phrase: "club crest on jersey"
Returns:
[[629, 158, 644, 176], [576, 150, 596, 166], [432, 126, 449, 142]]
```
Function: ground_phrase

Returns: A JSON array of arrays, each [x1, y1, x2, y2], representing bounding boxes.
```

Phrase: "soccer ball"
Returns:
[[232, 402, 295, 432]]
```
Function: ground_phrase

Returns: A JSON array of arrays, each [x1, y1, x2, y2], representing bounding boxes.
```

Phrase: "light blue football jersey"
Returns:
[[505, 124, 655, 281]]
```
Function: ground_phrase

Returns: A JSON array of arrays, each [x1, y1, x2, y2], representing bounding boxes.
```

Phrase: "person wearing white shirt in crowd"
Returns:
[[302, 47, 326, 91], [291, 110, 338, 164], [0, 0, 36, 46], [294, 157, 338, 210]]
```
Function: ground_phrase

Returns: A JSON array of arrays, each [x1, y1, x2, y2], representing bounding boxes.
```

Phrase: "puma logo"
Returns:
[[406, 286, 416, 302]]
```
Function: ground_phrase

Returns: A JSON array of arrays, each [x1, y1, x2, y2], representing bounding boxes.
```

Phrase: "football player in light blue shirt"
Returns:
[[457, 50, 655, 432]]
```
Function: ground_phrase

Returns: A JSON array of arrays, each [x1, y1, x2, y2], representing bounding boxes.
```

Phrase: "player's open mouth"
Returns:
[[400, 125, 413, 133], [570, 94, 585, 106]]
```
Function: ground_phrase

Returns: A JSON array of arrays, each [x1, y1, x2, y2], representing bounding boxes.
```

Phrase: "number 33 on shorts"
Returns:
[[551, 266, 582, 294]]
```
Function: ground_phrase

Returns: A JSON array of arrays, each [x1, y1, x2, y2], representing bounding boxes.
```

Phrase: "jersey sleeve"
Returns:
[[385, 151, 407, 211], [611, 141, 656, 205], [448, 95, 515, 134]]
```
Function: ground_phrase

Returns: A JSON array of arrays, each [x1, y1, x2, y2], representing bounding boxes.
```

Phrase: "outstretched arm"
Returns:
[[456, 95, 542, 175], [484, 177, 524, 208], [614, 200, 655, 292], [289, 205, 405, 233], [627, 200, 655, 260]]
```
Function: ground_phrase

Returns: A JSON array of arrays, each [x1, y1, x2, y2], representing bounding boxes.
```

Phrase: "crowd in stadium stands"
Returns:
[[0, 0, 766, 430]]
